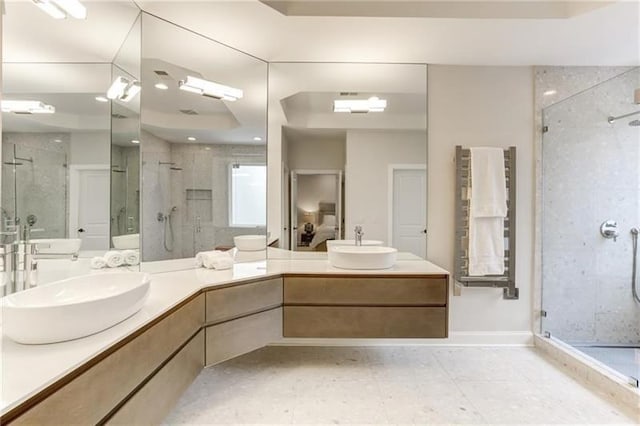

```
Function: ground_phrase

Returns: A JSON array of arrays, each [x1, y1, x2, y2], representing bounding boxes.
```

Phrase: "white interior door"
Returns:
[[289, 171, 298, 250], [77, 170, 110, 250], [392, 168, 426, 258]]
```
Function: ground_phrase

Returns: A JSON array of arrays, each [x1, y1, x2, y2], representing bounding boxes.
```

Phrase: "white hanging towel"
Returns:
[[468, 147, 508, 276]]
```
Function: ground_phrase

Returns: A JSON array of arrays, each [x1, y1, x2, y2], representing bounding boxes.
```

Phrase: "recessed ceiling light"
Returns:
[[53, 139, 62, 143], [204, 147, 211, 151], [95, 96, 108, 103], [187, 136, 196, 141], [131, 139, 140, 144], [253, 136, 262, 142], [154, 83, 169, 90], [543, 89, 557, 96]]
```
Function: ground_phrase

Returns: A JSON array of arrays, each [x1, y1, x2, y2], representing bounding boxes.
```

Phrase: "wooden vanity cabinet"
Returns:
[[283, 275, 448, 338], [203, 277, 283, 366]]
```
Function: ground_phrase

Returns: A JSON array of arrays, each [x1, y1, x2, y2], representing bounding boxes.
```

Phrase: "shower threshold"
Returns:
[[573, 345, 640, 384]]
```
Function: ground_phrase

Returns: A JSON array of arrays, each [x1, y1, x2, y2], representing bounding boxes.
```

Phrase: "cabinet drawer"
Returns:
[[283, 306, 447, 338], [205, 307, 282, 366], [106, 330, 204, 425], [283, 276, 447, 306], [205, 278, 283, 324], [13, 295, 204, 425]]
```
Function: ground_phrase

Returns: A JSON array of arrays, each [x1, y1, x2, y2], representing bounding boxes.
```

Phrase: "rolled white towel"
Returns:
[[104, 250, 125, 268], [210, 255, 234, 270], [196, 250, 224, 268], [122, 250, 140, 266], [201, 251, 233, 269], [90, 256, 107, 269]]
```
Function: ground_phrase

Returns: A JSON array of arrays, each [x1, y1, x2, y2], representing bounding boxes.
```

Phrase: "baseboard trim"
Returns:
[[270, 331, 533, 347]]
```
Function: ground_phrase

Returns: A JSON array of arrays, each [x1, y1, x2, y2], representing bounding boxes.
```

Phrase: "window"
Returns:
[[229, 164, 266, 227]]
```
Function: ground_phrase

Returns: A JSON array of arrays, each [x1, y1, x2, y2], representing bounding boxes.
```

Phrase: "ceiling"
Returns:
[[3, 1, 638, 66], [261, 1, 615, 19], [137, 0, 639, 65]]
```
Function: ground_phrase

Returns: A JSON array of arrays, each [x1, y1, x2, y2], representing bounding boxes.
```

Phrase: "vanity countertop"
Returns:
[[0, 257, 448, 416]]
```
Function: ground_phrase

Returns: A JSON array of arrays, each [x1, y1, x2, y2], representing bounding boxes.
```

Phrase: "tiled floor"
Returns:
[[164, 346, 639, 424], [575, 346, 640, 381]]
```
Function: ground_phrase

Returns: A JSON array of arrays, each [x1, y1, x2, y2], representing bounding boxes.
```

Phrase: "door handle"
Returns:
[[78, 228, 85, 233], [422, 229, 427, 234]]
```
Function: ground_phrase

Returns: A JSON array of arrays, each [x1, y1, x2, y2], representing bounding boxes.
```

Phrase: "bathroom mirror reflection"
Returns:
[[267, 63, 428, 259], [139, 14, 268, 268], [111, 13, 142, 250], [2, 62, 112, 248], [1, 1, 141, 287]]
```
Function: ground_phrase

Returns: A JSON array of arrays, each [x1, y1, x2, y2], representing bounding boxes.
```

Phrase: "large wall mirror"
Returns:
[[139, 14, 268, 268], [1, 2, 141, 284], [267, 63, 428, 258]]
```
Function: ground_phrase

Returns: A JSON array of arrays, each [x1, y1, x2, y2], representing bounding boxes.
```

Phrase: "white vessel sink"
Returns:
[[328, 246, 398, 270], [112, 233, 140, 250], [326, 239, 384, 250], [31, 238, 82, 255], [234, 235, 266, 251], [1, 272, 150, 344]]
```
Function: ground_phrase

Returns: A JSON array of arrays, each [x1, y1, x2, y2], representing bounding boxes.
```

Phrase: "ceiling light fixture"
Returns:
[[154, 82, 169, 90], [53, 139, 62, 143], [106, 77, 141, 102], [178, 76, 243, 101], [33, 0, 87, 19], [1, 100, 56, 114], [333, 96, 387, 113], [131, 139, 140, 144], [253, 136, 263, 142], [543, 89, 557, 96], [187, 136, 196, 141], [95, 96, 108, 103]]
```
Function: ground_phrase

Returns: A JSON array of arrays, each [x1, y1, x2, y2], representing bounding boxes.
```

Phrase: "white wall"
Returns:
[[345, 129, 426, 245], [69, 131, 110, 165], [428, 66, 534, 338]]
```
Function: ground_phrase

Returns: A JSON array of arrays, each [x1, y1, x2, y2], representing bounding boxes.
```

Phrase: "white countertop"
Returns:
[[0, 256, 448, 416]]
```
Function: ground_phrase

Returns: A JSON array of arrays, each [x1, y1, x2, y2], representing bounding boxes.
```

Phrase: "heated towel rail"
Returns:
[[454, 146, 518, 300]]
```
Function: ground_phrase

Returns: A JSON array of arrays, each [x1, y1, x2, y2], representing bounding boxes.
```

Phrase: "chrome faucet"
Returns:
[[354, 225, 364, 246]]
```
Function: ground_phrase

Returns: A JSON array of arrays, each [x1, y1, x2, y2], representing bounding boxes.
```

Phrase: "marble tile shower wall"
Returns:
[[1, 132, 69, 238], [111, 145, 140, 238], [541, 68, 640, 345], [169, 143, 266, 256], [141, 130, 172, 261]]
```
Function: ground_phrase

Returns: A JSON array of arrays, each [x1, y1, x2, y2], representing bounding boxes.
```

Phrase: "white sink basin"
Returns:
[[31, 238, 82, 255], [328, 246, 398, 270], [1, 272, 150, 344], [234, 235, 266, 251], [112, 233, 139, 249], [326, 239, 384, 250]]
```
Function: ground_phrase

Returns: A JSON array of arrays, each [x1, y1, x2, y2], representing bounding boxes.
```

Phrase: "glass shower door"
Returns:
[[541, 67, 640, 385]]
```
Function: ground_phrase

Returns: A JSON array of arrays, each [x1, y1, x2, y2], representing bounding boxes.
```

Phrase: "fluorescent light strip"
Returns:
[[178, 76, 243, 101], [54, 0, 86, 19], [106, 77, 141, 103], [32, 0, 86, 19], [333, 97, 387, 113], [1, 100, 56, 114]]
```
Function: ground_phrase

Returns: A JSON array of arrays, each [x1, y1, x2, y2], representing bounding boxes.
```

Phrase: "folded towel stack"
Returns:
[[91, 250, 140, 269], [195, 250, 234, 270]]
